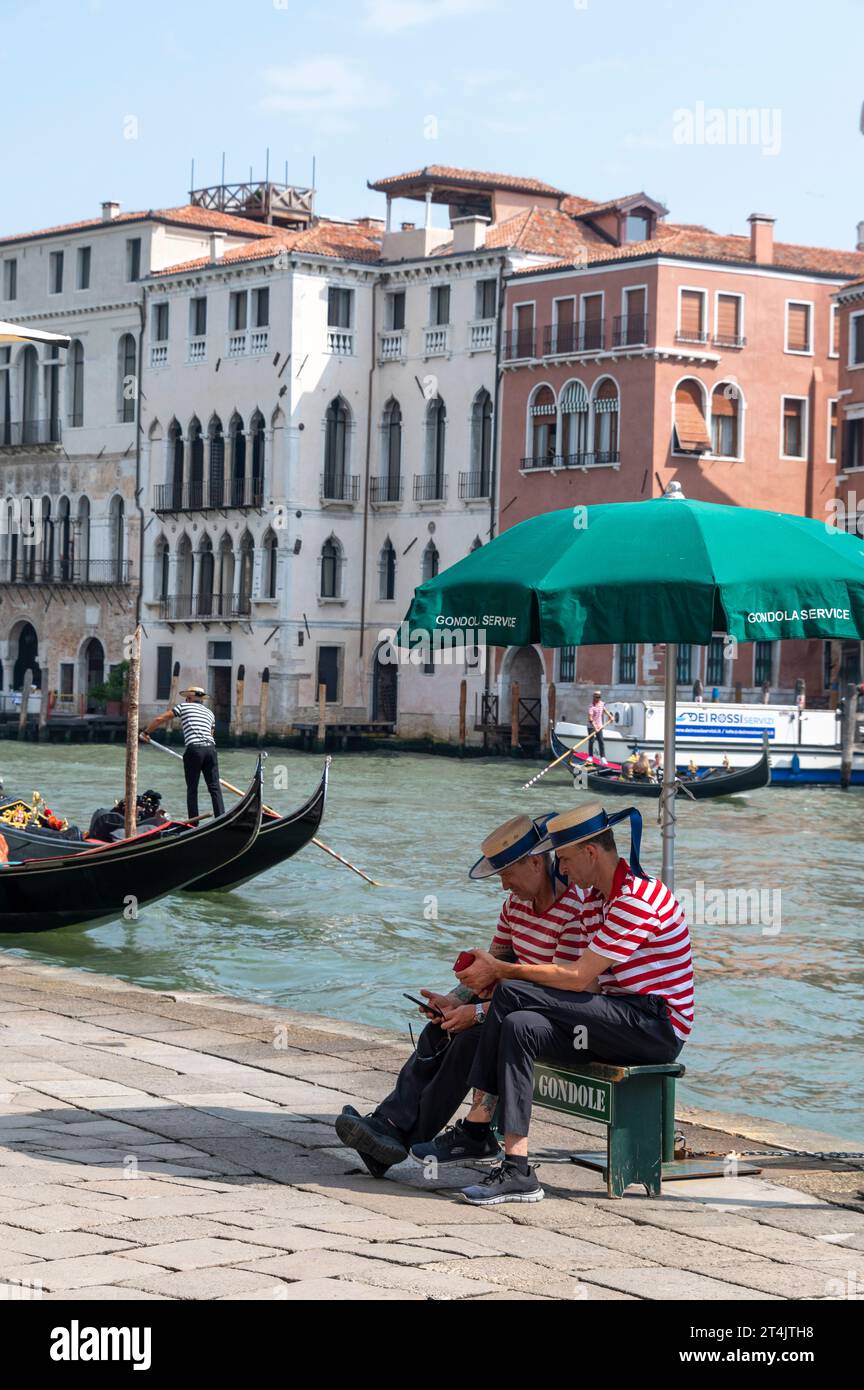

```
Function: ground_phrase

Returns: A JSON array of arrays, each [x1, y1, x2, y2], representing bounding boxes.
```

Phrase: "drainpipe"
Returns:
[[482, 257, 507, 751], [358, 270, 379, 663]]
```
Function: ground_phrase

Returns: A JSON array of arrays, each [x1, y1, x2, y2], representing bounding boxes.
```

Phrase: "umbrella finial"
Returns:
[[662, 480, 686, 500]]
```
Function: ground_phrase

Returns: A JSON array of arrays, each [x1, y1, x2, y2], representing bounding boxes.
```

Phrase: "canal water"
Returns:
[[1, 743, 861, 1144]]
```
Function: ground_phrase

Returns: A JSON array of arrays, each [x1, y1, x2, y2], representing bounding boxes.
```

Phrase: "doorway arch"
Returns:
[[80, 637, 105, 710], [499, 645, 544, 743], [12, 621, 40, 690]]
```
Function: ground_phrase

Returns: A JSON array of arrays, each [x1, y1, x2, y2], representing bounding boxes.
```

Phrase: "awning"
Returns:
[[675, 384, 711, 450], [560, 382, 588, 413], [0, 320, 71, 348]]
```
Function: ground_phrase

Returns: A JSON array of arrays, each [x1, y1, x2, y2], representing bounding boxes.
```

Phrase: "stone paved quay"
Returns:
[[0, 954, 862, 1302]]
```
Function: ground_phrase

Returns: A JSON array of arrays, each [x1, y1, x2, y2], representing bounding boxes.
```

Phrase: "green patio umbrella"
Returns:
[[404, 483, 864, 884]]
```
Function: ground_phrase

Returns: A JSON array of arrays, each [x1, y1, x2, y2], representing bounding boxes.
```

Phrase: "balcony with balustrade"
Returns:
[[413, 474, 447, 503], [424, 326, 450, 357], [378, 330, 406, 363], [458, 470, 492, 501], [320, 471, 360, 506], [369, 475, 403, 507], [468, 319, 496, 353], [153, 477, 264, 514], [520, 451, 620, 473], [326, 328, 354, 356], [159, 592, 252, 622], [612, 313, 649, 348], [542, 320, 606, 356], [503, 328, 536, 362], [0, 556, 130, 586]]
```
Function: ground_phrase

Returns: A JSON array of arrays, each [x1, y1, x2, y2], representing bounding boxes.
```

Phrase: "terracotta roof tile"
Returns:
[[150, 219, 382, 277], [368, 165, 565, 196], [0, 204, 276, 246], [510, 221, 864, 279], [484, 207, 606, 259]]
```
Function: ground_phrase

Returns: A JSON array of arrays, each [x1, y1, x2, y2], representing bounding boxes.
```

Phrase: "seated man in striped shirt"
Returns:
[[334, 812, 587, 1178], [450, 801, 693, 1205]]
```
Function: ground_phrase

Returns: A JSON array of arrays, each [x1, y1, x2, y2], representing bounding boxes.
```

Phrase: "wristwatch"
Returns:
[[474, 1003, 486, 1026]]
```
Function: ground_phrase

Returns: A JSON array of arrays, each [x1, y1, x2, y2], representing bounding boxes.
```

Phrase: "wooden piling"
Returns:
[[510, 681, 520, 752], [38, 682, 50, 738], [168, 660, 181, 709], [547, 682, 556, 746], [458, 678, 467, 750], [233, 664, 246, 741], [840, 680, 857, 790], [258, 667, 270, 744], [124, 627, 142, 838], [18, 669, 32, 739]]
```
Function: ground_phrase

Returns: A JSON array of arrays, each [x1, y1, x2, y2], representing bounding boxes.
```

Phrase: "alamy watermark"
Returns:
[[376, 623, 487, 673], [673, 102, 781, 157], [677, 880, 782, 936]]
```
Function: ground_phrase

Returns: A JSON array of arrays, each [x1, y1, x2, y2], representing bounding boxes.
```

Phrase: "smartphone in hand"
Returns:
[[403, 992, 445, 1019]]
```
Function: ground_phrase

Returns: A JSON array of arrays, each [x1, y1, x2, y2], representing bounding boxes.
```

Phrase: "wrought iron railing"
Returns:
[[370, 475, 403, 504], [413, 474, 447, 502], [458, 470, 491, 500], [153, 479, 264, 512], [320, 472, 360, 502], [159, 592, 252, 621]]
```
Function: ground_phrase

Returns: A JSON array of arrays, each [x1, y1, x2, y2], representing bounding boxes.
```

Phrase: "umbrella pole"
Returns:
[[661, 644, 678, 890]]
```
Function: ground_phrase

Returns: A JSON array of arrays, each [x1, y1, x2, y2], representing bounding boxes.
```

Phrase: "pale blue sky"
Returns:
[[3, 0, 861, 252]]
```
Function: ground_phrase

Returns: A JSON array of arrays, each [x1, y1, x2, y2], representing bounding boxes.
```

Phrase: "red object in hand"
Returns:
[[454, 951, 476, 973]]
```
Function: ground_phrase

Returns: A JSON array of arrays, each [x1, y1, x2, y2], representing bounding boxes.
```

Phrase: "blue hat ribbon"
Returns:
[[547, 806, 646, 877]]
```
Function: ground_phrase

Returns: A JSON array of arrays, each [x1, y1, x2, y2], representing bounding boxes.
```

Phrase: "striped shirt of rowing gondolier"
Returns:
[[557, 859, 695, 1040], [172, 702, 216, 746], [491, 880, 589, 966]]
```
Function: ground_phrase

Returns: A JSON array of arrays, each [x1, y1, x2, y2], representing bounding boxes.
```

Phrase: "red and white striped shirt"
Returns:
[[557, 860, 694, 1040], [491, 881, 587, 965]]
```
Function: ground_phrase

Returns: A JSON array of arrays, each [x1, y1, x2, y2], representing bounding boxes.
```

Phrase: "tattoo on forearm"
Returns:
[[472, 1089, 497, 1112], [452, 983, 474, 1003]]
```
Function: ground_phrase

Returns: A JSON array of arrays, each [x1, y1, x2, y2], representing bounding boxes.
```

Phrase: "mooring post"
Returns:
[[316, 681, 327, 751], [510, 681, 520, 754], [258, 667, 270, 744], [124, 627, 142, 838], [458, 678, 467, 752], [840, 680, 857, 790], [18, 668, 32, 740], [233, 664, 245, 742]]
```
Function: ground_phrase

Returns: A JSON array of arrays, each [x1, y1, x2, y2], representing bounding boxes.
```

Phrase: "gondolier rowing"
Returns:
[[140, 686, 225, 821]]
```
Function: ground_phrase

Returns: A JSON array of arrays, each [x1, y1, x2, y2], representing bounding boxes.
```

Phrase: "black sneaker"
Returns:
[[334, 1105, 408, 1169], [461, 1160, 544, 1205], [410, 1120, 502, 1166]]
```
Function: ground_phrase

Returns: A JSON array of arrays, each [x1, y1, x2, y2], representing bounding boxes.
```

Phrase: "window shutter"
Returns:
[[626, 287, 646, 319], [787, 303, 810, 352], [711, 387, 735, 417], [680, 290, 704, 338], [557, 299, 575, 328], [716, 295, 739, 341], [675, 382, 711, 451]]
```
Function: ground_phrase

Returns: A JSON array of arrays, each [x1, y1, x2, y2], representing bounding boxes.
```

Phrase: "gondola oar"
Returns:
[[521, 714, 615, 790], [143, 738, 382, 887]]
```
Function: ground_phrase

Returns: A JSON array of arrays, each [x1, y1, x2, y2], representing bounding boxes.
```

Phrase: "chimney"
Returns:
[[101, 201, 121, 222], [401, 221, 415, 231], [209, 232, 226, 261], [857, 220, 864, 252], [747, 213, 775, 265], [450, 215, 490, 252], [355, 216, 384, 230]]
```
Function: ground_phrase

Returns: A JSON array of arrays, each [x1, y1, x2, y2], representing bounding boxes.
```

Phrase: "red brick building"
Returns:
[[492, 189, 864, 730]]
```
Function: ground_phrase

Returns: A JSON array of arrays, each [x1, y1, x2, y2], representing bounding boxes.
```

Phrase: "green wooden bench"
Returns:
[[530, 1059, 684, 1198]]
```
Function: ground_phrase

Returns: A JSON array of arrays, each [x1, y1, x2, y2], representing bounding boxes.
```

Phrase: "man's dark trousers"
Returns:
[[588, 729, 605, 758], [374, 1021, 483, 1145], [468, 981, 683, 1137], [183, 745, 225, 820]]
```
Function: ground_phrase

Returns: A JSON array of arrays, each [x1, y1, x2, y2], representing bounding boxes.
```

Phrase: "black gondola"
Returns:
[[0, 759, 263, 934], [181, 759, 330, 893], [549, 731, 770, 799], [584, 748, 771, 798]]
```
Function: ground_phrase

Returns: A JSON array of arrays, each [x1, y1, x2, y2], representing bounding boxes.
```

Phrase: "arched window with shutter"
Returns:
[[673, 379, 710, 455], [560, 380, 588, 462], [251, 410, 265, 505], [118, 334, 136, 423], [168, 419, 184, 508], [69, 340, 84, 427], [471, 389, 493, 494], [188, 417, 204, 508], [529, 385, 556, 463], [320, 535, 342, 598], [229, 413, 245, 507], [592, 378, 619, 461], [421, 540, 439, 582]]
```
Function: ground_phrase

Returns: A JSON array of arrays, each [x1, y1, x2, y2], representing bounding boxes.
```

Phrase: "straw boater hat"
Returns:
[[180, 686, 207, 697], [532, 801, 647, 877], [469, 813, 557, 881]]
